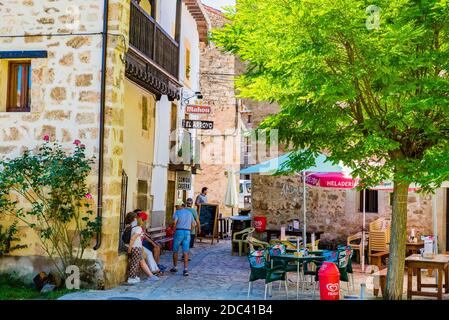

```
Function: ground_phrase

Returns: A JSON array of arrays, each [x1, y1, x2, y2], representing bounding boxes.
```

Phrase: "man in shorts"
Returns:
[[170, 199, 196, 276]]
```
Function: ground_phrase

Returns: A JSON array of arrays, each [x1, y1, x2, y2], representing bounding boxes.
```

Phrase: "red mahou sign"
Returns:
[[186, 105, 211, 114]]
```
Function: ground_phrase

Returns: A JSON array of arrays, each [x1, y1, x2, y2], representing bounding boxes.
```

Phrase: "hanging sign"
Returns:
[[177, 172, 192, 191], [182, 119, 214, 130], [186, 105, 211, 114]]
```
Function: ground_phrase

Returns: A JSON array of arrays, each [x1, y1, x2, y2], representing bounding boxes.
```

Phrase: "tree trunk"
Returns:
[[384, 178, 410, 300]]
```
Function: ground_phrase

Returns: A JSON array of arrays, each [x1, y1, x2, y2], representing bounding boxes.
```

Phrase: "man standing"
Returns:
[[186, 198, 200, 248], [170, 199, 196, 276], [195, 187, 208, 209]]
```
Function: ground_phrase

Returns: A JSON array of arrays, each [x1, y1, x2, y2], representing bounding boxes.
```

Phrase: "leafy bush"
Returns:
[[0, 221, 27, 256], [0, 138, 101, 278]]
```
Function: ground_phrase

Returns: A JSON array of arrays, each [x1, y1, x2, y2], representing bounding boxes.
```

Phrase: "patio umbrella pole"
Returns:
[[303, 171, 307, 249], [361, 189, 366, 273]]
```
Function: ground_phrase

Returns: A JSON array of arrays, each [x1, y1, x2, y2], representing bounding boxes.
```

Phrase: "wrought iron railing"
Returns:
[[118, 170, 129, 253]]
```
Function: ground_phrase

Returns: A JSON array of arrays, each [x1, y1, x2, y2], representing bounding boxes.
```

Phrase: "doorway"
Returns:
[[166, 180, 176, 226]]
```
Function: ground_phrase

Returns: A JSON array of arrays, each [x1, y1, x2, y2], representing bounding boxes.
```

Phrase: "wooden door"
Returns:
[[166, 180, 176, 226]]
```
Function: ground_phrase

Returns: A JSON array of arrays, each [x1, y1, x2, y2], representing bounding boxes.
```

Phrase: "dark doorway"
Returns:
[[166, 179, 176, 226]]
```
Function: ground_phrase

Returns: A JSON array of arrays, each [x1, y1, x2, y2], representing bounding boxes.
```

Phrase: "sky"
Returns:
[[201, 0, 236, 10]]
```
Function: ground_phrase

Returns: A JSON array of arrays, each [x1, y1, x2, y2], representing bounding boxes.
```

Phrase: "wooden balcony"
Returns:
[[126, 1, 181, 101]]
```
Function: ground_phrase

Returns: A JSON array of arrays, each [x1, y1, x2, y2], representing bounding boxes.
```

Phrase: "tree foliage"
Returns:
[[213, 0, 449, 299], [213, 0, 449, 189], [0, 221, 27, 256]]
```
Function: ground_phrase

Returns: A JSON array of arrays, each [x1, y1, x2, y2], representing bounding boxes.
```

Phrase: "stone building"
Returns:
[[0, 0, 207, 288], [193, 5, 242, 215], [251, 174, 437, 246]]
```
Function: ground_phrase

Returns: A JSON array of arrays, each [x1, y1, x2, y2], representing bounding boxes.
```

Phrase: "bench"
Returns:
[[147, 227, 173, 253], [369, 251, 389, 268], [372, 268, 388, 297]]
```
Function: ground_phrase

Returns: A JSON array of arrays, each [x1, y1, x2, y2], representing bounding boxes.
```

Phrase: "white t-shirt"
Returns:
[[131, 226, 143, 248]]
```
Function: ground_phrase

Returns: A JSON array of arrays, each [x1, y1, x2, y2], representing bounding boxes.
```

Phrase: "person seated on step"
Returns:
[[123, 211, 159, 284], [133, 208, 167, 272], [135, 210, 164, 276]]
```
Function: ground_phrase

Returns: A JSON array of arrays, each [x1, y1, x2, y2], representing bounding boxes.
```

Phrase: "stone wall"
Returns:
[[0, 0, 132, 288], [194, 5, 241, 215], [252, 174, 434, 244]]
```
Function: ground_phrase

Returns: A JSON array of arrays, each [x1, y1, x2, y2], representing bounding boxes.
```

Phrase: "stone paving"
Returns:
[[59, 240, 447, 300]]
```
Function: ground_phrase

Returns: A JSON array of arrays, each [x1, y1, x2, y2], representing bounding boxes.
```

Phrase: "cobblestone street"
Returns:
[[60, 240, 383, 300]]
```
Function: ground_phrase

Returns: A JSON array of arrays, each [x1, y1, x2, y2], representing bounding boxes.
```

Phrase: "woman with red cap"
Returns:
[[135, 210, 163, 275], [125, 211, 159, 284]]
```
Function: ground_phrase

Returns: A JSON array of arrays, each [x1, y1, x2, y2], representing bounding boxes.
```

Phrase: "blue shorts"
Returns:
[[173, 230, 191, 253]]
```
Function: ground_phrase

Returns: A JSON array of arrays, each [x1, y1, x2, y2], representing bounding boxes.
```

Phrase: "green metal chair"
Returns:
[[232, 227, 255, 256], [247, 249, 289, 300], [337, 246, 353, 293]]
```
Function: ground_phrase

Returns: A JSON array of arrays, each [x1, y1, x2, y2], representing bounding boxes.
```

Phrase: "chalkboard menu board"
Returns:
[[198, 203, 219, 244]]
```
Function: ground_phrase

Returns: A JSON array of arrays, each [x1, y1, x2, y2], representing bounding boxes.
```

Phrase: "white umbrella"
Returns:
[[224, 167, 239, 215]]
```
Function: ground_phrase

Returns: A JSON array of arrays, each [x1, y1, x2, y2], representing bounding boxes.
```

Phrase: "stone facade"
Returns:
[[0, 0, 131, 288], [194, 5, 241, 215], [252, 174, 434, 244]]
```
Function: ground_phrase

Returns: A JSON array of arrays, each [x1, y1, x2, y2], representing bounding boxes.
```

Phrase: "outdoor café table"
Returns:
[[405, 254, 449, 300], [271, 254, 325, 299], [265, 229, 324, 244], [286, 248, 324, 256]]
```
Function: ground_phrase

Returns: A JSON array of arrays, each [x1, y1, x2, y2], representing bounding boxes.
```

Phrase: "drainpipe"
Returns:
[[93, 0, 109, 250]]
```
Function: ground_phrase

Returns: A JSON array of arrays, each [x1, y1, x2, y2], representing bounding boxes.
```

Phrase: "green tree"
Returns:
[[213, 0, 449, 299]]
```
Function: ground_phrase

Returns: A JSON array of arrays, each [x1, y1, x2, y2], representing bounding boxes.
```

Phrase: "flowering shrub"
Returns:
[[0, 221, 27, 256], [0, 137, 101, 278]]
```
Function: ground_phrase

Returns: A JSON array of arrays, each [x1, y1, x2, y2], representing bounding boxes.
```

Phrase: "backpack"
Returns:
[[121, 225, 135, 245]]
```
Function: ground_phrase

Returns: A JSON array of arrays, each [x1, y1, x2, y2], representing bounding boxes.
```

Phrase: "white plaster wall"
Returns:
[[158, 0, 177, 37], [150, 96, 171, 217], [151, 1, 202, 220]]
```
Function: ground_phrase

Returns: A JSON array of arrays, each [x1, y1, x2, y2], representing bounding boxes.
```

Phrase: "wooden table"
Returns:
[[271, 254, 325, 299], [405, 254, 449, 300]]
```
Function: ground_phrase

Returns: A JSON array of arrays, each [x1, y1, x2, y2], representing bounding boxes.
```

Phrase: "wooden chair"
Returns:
[[368, 218, 390, 264], [232, 227, 255, 256], [306, 239, 320, 251]]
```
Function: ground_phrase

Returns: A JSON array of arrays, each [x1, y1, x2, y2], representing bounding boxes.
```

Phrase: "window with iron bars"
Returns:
[[118, 170, 129, 253]]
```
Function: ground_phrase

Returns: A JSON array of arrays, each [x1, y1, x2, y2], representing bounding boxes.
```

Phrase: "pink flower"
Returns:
[[80, 144, 86, 149], [43, 135, 50, 142], [85, 193, 93, 199], [73, 139, 81, 146]]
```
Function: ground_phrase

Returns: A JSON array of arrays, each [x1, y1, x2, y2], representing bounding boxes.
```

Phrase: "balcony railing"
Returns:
[[129, 1, 179, 79]]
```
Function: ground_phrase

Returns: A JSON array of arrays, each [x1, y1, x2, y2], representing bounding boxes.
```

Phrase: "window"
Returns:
[[137, 180, 149, 210], [185, 46, 191, 82], [359, 189, 378, 213], [247, 115, 252, 123], [142, 96, 149, 131], [7, 61, 31, 112], [170, 103, 177, 150]]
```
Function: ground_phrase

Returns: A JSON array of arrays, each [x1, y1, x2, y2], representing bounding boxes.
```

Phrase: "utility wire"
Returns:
[[0, 32, 128, 63]]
